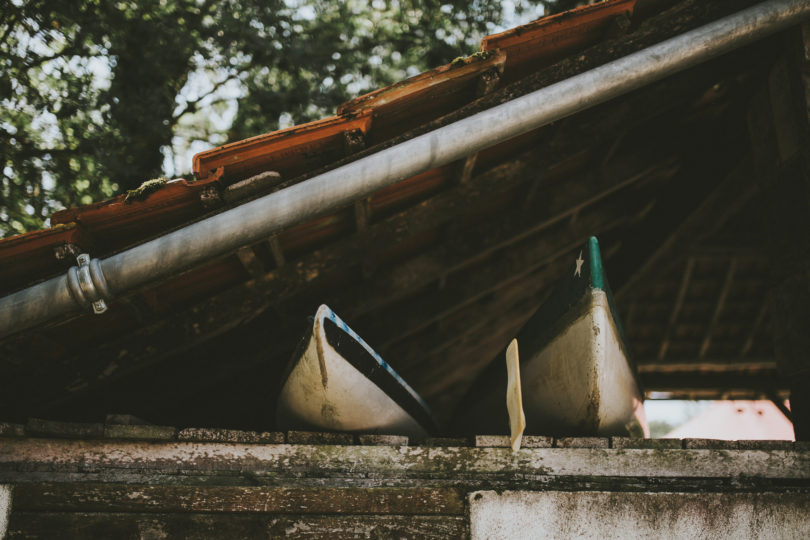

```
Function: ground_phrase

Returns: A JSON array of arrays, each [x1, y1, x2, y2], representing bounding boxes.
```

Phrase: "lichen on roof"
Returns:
[[124, 176, 169, 204], [450, 49, 498, 68]]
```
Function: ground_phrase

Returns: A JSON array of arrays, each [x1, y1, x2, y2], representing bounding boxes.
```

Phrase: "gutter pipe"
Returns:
[[1, 0, 809, 339]]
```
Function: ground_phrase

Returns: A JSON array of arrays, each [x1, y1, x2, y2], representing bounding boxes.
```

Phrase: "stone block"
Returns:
[[358, 434, 408, 446], [611, 437, 682, 450], [683, 438, 739, 450], [286, 431, 353, 445], [555, 437, 609, 449], [104, 424, 177, 440], [177, 428, 283, 444], [26, 418, 103, 439]]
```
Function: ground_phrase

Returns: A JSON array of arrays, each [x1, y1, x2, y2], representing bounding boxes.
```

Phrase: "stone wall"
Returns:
[[0, 421, 808, 538]]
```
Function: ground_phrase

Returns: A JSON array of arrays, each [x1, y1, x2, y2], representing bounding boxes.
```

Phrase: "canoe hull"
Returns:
[[521, 289, 646, 436], [454, 237, 648, 437], [277, 305, 435, 440]]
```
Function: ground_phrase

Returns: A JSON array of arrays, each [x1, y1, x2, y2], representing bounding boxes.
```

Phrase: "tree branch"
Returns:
[[172, 74, 240, 121]]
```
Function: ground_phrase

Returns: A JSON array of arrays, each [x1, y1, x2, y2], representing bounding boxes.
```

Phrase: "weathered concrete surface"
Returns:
[[469, 491, 810, 539], [1, 439, 809, 483], [1, 484, 11, 540], [12, 485, 465, 515], [7, 512, 466, 539]]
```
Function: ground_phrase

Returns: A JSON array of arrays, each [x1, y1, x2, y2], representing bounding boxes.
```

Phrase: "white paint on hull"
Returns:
[[521, 290, 646, 435], [277, 306, 428, 440], [0, 484, 10, 540], [469, 491, 810, 540]]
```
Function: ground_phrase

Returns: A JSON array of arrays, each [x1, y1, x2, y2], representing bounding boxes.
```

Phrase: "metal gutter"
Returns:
[[1, 0, 809, 339]]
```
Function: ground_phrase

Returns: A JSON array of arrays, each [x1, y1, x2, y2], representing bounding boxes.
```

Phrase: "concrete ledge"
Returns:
[[475, 435, 553, 448], [358, 435, 408, 446], [737, 440, 793, 451], [612, 438, 682, 450], [26, 419, 103, 439], [286, 431, 353, 445], [103, 425, 177, 441], [422, 437, 471, 447], [177, 428, 283, 444], [684, 439, 740, 450], [1, 439, 802, 482], [555, 437, 609, 449]]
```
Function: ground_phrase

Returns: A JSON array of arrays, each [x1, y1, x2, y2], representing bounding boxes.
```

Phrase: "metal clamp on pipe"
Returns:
[[66, 253, 111, 315]]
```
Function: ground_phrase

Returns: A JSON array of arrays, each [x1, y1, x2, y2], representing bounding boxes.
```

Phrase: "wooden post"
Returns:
[[750, 28, 810, 439]]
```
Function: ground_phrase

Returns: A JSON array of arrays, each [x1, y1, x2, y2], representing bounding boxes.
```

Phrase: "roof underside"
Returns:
[[0, 0, 794, 430]]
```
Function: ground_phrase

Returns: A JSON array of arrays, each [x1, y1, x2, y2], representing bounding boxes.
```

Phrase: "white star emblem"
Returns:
[[574, 250, 584, 277]]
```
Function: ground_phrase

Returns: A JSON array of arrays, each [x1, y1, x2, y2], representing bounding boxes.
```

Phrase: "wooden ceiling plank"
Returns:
[[355, 192, 652, 351], [616, 159, 758, 304], [698, 258, 737, 358], [657, 258, 695, 361], [637, 358, 776, 373], [641, 370, 786, 394], [739, 300, 769, 358], [332, 158, 673, 327]]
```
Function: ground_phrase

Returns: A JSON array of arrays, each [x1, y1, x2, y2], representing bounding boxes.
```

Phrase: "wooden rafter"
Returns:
[[739, 299, 769, 358], [657, 258, 695, 361], [698, 258, 737, 358]]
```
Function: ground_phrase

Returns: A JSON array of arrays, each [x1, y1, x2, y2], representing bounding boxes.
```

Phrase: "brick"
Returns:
[[475, 435, 510, 448], [358, 434, 408, 446], [475, 435, 553, 448], [286, 431, 353, 445], [522, 436, 554, 448], [104, 424, 176, 441], [26, 418, 103, 439], [611, 437, 682, 450], [177, 428, 283, 444], [683, 438, 739, 450], [422, 437, 471, 447], [736, 440, 793, 451], [555, 437, 609, 449]]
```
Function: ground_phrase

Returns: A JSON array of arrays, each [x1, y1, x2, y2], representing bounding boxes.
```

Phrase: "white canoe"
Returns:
[[457, 236, 648, 437], [276, 304, 437, 440]]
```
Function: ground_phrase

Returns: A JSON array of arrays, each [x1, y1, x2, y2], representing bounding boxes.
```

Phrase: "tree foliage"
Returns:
[[1, 0, 546, 237]]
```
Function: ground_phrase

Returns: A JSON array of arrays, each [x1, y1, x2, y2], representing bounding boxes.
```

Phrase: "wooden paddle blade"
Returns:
[[505, 339, 526, 451]]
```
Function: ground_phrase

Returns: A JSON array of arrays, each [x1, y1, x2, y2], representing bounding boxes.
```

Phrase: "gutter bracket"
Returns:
[[67, 253, 111, 315]]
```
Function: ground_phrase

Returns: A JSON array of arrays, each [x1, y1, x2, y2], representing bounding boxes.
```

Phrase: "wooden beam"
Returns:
[[748, 41, 810, 440], [457, 69, 502, 185], [641, 370, 787, 394], [357, 191, 651, 351], [390, 262, 561, 376], [739, 299, 769, 358], [698, 258, 737, 358], [636, 358, 776, 374], [658, 258, 695, 361], [236, 246, 266, 280], [616, 159, 758, 303], [267, 235, 286, 269], [333, 159, 672, 326]]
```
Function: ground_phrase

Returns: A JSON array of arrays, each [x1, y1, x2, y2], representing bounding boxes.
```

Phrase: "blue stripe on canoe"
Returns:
[[322, 306, 435, 417]]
